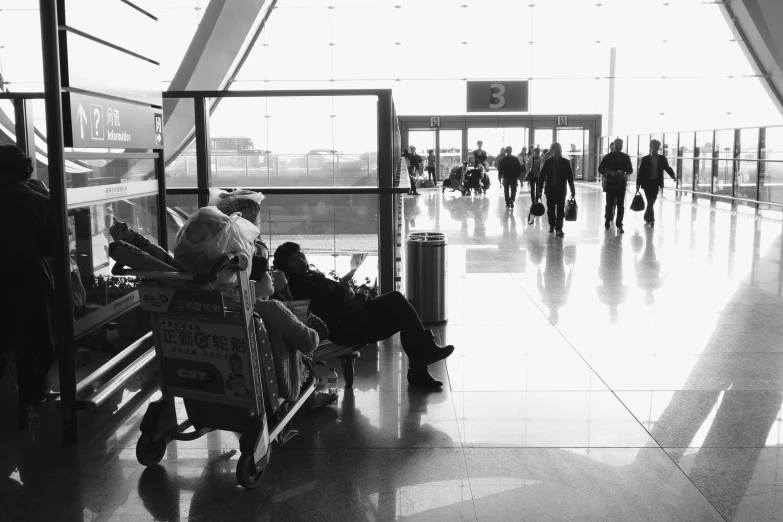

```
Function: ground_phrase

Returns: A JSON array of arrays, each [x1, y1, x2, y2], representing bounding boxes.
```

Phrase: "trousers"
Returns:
[[642, 182, 659, 223], [503, 179, 518, 205], [605, 187, 626, 226], [546, 187, 567, 231]]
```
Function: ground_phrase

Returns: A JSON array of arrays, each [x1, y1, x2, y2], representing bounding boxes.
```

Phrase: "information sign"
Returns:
[[466, 81, 529, 113], [429, 116, 441, 128], [63, 92, 163, 149], [557, 116, 568, 126]]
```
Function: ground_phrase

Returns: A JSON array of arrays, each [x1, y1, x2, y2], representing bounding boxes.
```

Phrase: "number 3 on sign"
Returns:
[[489, 83, 506, 109]]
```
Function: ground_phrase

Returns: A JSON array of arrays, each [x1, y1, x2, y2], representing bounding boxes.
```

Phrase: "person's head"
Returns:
[[427, 149, 433, 155], [521, 147, 527, 156], [0, 145, 34, 182], [532, 148, 540, 157], [477, 141, 483, 148], [229, 354, 244, 373], [650, 139, 661, 155], [273, 241, 310, 276], [542, 149, 549, 156], [551, 142, 563, 158], [504, 146, 512, 155], [613, 138, 624, 152], [410, 146, 416, 153]]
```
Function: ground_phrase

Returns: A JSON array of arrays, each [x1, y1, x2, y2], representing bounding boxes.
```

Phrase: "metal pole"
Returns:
[[377, 93, 394, 295], [194, 96, 211, 207], [608, 47, 616, 137], [435, 127, 440, 184], [155, 153, 168, 250], [39, 0, 78, 444]]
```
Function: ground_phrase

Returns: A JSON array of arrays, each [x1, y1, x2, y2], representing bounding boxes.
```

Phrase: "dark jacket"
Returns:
[[599, 151, 634, 190], [402, 150, 423, 171], [286, 272, 365, 341], [541, 157, 576, 194], [0, 177, 55, 354], [473, 149, 488, 166], [499, 155, 522, 181], [636, 154, 676, 189]]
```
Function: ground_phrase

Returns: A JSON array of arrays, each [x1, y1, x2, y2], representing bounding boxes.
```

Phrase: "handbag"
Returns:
[[530, 198, 546, 217], [565, 195, 578, 221], [630, 189, 646, 212]]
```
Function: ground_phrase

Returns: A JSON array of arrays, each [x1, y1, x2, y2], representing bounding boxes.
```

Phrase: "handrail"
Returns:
[[163, 89, 392, 99], [75, 331, 154, 395], [83, 347, 157, 409], [165, 186, 408, 195]]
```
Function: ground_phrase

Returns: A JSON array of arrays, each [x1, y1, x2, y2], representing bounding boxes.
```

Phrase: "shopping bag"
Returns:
[[630, 189, 646, 212], [565, 195, 578, 221]]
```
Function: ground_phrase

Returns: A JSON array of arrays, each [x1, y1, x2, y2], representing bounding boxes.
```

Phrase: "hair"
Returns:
[[650, 139, 661, 147], [273, 241, 302, 273], [614, 138, 624, 146], [427, 149, 433, 154], [533, 148, 540, 155], [505, 146, 513, 154], [551, 142, 562, 153], [249, 254, 269, 282], [0, 145, 34, 181]]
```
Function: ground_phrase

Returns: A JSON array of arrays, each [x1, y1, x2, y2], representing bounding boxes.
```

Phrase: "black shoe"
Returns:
[[549, 226, 555, 233], [406, 330, 455, 365], [510, 203, 514, 209], [649, 221, 655, 227], [618, 225, 624, 233], [605, 220, 610, 229], [528, 213, 534, 225], [407, 367, 443, 388], [556, 230, 565, 237]]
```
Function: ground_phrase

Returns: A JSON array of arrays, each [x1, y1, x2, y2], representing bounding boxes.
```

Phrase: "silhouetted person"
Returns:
[[540, 143, 576, 237], [636, 139, 676, 227], [499, 145, 523, 209], [599, 138, 634, 233]]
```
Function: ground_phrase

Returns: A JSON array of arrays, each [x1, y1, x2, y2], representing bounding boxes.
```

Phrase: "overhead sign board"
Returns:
[[429, 116, 441, 128], [59, 30, 162, 106], [60, 0, 158, 60], [63, 92, 163, 149], [466, 81, 528, 113], [557, 116, 568, 126]]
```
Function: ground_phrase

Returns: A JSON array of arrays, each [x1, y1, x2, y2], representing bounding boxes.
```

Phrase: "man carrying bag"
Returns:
[[636, 139, 676, 227], [599, 138, 634, 234], [541, 143, 576, 237]]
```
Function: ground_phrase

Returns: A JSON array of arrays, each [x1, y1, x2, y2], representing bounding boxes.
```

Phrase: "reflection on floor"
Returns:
[[3, 182, 783, 521]]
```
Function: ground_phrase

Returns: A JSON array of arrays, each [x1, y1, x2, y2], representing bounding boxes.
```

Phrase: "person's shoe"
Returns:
[[528, 213, 534, 225], [605, 220, 611, 229], [556, 230, 565, 237], [407, 367, 443, 388], [510, 203, 514, 209], [618, 225, 625, 233], [405, 330, 455, 365], [549, 226, 555, 233]]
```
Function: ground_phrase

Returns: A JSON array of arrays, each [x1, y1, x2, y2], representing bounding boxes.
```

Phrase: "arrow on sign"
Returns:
[[77, 104, 88, 140]]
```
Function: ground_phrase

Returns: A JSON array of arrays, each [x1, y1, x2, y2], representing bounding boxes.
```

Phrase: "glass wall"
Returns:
[[600, 124, 783, 206]]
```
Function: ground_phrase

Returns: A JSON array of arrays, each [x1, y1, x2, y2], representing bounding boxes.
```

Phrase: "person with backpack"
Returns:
[[540, 143, 576, 237], [599, 138, 634, 233], [636, 139, 676, 227], [499, 145, 523, 209]]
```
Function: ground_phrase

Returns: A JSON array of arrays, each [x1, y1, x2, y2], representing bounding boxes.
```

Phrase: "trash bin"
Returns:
[[405, 232, 447, 323]]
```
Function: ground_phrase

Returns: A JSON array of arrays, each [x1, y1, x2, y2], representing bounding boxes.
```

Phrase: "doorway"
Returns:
[[467, 127, 528, 170], [556, 128, 588, 180]]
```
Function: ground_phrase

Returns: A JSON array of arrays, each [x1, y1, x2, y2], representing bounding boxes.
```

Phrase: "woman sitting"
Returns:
[[272, 242, 455, 388], [250, 255, 334, 405]]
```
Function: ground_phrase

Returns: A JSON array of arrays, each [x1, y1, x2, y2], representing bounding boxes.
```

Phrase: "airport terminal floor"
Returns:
[[3, 179, 783, 521]]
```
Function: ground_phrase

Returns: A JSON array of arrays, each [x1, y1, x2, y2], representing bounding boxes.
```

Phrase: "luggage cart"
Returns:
[[122, 256, 316, 489]]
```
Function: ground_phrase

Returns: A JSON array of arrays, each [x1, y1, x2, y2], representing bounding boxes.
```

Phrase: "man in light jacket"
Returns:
[[636, 139, 676, 227]]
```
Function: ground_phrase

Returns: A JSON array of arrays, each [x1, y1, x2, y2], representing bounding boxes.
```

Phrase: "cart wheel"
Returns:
[[136, 433, 167, 466], [236, 453, 266, 489]]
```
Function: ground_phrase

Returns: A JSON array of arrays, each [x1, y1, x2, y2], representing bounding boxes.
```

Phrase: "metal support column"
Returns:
[[39, 0, 78, 444], [377, 93, 394, 295], [13, 99, 38, 179], [194, 96, 211, 208], [434, 127, 440, 183], [155, 153, 168, 250]]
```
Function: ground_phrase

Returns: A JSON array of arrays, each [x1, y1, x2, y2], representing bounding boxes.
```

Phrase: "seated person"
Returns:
[[272, 243, 455, 388], [250, 255, 333, 404], [464, 164, 485, 195]]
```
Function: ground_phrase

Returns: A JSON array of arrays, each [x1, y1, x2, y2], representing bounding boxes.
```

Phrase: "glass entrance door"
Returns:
[[467, 128, 528, 170], [557, 128, 587, 180]]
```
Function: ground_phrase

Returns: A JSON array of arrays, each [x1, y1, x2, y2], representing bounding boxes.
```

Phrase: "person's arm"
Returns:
[[598, 154, 611, 176], [662, 156, 676, 179], [636, 157, 646, 188], [566, 160, 576, 194], [624, 154, 634, 175], [272, 301, 320, 355]]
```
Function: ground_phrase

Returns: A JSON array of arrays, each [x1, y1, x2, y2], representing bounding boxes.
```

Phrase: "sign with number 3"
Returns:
[[466, 81, 528, 113]]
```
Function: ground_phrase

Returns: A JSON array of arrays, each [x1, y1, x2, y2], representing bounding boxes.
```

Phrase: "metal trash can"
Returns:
[[405, 232, 447, 323]]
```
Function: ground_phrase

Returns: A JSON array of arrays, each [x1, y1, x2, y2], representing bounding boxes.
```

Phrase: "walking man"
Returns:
[[541, 143, 576, 237], [637, 139, 676, 227], [402, 146, 423, 196], [599, 138, 634, 233], [499, 145, 522, 209], [473, 141, 488, 171]]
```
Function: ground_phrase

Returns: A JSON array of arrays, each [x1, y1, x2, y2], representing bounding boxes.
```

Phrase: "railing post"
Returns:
[[194, 96, 211, 207], [156, 153, 168, 250]]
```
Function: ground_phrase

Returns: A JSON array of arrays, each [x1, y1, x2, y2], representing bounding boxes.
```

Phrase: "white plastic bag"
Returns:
[[173, 207, 260, 285], [208, 188, 265, 227]]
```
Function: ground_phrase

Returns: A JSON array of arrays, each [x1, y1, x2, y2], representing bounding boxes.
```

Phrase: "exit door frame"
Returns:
[[398, 114, 602, 181]]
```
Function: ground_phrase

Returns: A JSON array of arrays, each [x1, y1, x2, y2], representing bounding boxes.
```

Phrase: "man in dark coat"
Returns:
[[636, 139, 676, 226], [540, 143, 576, 237], [598, 138, 634, 233], [499, 145, 522, 209], [0, 145, 55, 429]]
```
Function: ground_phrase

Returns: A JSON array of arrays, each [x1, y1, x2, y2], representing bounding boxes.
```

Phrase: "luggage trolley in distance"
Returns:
[[127, 256, 316, 489]]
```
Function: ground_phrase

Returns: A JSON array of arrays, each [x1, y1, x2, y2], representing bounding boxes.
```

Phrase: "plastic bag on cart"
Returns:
[[110, 220, 183, 270], [173, 206, 260, 287], [209, 188, 265, 227]]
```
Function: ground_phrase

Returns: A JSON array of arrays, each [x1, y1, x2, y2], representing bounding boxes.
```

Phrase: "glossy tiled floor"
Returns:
[[3, 181, 783, 521]]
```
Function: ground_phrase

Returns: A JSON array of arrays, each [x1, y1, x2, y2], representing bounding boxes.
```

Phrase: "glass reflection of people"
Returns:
[[596, 234, 628, 324], [0, 145, 56, 431], [537, 242, 573, 324], [635, 227, 662, 305], [273, 243, 455, 388]]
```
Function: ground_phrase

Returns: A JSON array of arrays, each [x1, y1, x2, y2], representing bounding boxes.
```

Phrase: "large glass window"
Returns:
[[695, 131, 713, 193], [761, 127, 783, 204], [714, 129, 734, 196], [679, 132, 695, 190], [736, 128, 759, 200]]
